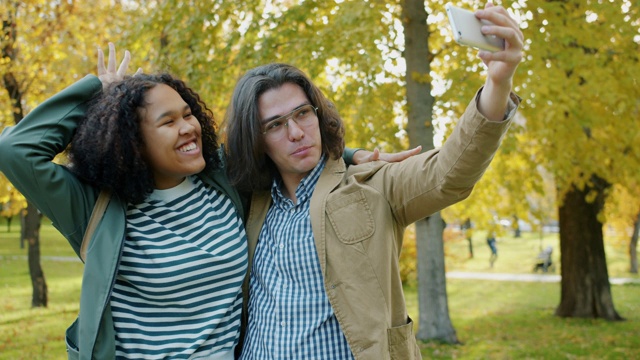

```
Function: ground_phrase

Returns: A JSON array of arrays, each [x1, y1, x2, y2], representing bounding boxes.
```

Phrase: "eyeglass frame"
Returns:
[[260, 104, 319, 138]]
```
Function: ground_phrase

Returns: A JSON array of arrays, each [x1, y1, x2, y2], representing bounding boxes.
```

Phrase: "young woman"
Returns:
[[0, 44, 247, 359]]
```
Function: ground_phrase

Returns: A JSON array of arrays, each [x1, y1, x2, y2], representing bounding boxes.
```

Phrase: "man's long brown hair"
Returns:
[[225, 63, 345, 192]]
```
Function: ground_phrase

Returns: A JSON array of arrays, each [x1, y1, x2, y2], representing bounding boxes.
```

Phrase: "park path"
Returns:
[[3, 255, 639, 285], [446, 271, 640, 285]]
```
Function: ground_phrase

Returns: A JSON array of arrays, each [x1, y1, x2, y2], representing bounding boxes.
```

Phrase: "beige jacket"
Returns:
[[242, 91, 518, 359]]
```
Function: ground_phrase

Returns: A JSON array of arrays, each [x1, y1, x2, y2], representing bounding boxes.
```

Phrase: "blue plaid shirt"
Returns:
[[240, 155, 354, 359]]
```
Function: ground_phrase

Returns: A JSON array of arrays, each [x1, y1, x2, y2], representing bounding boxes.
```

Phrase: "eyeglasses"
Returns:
[[261, 104, 318, 140]]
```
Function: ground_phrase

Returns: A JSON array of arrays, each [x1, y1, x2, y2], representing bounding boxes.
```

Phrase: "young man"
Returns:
[[225, 4, 523, 359]]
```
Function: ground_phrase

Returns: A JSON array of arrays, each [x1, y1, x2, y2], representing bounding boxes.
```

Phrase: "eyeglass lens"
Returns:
[[264, 105, 317, 136]]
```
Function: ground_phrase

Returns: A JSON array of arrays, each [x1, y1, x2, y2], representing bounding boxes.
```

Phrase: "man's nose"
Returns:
[[286, 118, 305, 140]]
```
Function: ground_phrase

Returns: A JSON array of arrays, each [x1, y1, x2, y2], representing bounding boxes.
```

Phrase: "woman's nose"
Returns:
[[179, 120, 196, 135]]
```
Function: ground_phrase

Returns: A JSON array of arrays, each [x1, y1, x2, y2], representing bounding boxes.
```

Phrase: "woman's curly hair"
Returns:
[[69, 73, 219, 204]]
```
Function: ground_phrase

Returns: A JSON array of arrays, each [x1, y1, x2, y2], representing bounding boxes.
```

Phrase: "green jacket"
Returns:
[[242, 90, 518, 359], [0, 75, 245, 359]]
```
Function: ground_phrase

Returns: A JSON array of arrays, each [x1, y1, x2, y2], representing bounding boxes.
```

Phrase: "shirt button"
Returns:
[[279, 244, 284, 249], [280, 321, 286, 327], [289, 208, 295, 213]]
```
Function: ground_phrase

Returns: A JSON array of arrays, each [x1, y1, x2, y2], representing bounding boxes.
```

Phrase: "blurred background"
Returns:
[[1, 0, 638, 358]]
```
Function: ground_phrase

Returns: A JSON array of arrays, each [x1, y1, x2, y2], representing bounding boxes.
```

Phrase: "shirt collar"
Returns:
[[271, 154, 327, 207]]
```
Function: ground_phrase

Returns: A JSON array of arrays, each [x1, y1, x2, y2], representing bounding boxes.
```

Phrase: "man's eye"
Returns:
[[267, 120, 283, 130]]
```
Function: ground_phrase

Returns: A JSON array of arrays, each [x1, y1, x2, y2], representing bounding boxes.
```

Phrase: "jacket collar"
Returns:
[[309, 156, 345, 271]]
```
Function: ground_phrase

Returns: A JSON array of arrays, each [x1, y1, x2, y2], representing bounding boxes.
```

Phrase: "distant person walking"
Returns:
[[487, 232, 498, 268]]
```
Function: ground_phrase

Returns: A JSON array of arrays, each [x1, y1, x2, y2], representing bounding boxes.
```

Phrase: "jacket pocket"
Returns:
[[326, 190, 374, 244], [65, 318, 80, 359], [388, 317, 419, 360]]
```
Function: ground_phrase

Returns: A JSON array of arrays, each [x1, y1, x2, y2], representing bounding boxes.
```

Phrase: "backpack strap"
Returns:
[[80, 190, 111, 263]]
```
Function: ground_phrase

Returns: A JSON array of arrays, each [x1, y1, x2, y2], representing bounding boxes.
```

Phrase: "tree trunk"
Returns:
[[20, 212, 25, 248], [513, 215, 521, 238], [555, 176, 622, 320], [630, 211, 639, 274], [23, 202, 47, 307], [416, 214, 458, 342], [463, 218, 473, 258], [3, 6, 47, 307], [402, 0, 434, 153], [2, 15, 25, 126], [402, 0, 457, 343]]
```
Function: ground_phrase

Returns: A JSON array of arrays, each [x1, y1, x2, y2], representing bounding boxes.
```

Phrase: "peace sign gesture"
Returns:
[[96, 42, 141, 89]]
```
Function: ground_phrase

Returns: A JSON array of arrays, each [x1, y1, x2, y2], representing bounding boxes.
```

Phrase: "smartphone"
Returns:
[[445, 3, 505, 52]]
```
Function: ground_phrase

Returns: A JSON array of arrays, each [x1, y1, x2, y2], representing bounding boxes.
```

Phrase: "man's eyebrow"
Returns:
[[155, 105, 191, 123], [261, 103, 310, 124]]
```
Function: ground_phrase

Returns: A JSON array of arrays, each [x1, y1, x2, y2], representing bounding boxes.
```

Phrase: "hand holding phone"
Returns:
[[446, 3, 505, 52]]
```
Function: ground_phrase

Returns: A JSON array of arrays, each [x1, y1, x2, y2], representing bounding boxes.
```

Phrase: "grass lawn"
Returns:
[[1, 217, 83, 359], [1, 217, 638, 359], [405, 282, 640, 359]]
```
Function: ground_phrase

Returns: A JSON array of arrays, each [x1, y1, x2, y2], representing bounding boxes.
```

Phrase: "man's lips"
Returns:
[[291, 146, 312, 155]]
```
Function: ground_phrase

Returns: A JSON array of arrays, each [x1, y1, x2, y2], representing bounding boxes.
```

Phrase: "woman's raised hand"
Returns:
[[97, 42, 141, 90]]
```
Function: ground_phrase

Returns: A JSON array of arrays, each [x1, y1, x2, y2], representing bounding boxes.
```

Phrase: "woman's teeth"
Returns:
[[179, 142, 197, 152]]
